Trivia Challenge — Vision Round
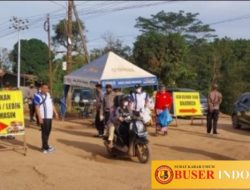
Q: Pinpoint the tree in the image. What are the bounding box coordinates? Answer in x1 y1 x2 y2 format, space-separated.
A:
10 38 53 83
51 53 87 98
184 39 215 93
52 19 85 53
133 10 217 88
135 10 217 42
0 48 12 71
90 32 132 61
133 31 192 86
211 38 250 113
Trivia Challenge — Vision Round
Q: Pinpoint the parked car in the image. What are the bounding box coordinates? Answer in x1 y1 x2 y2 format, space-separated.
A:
72 88 95 104
72 88 96 117
232 92 250 129
166 88 208 115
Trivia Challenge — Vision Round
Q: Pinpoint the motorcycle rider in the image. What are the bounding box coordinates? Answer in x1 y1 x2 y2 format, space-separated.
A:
106 95 132 149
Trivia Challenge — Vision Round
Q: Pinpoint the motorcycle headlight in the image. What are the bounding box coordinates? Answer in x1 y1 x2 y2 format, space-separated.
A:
136 121 145 133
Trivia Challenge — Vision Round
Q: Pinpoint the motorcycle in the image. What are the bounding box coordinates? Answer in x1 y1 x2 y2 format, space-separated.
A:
104 113 150 164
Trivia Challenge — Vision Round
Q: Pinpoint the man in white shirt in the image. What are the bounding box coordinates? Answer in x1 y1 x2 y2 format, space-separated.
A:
130 84 149 113
34 83 59 154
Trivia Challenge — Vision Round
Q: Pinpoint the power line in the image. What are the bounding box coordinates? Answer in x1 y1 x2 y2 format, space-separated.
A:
209 14 250 26
5 0 250 44
0 1 173 39
48 1 67 9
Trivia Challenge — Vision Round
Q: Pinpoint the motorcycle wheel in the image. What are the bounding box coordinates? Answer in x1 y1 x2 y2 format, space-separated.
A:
136 143 150 164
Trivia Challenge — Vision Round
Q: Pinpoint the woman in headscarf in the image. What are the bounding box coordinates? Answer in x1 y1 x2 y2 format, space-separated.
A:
154 85 173 136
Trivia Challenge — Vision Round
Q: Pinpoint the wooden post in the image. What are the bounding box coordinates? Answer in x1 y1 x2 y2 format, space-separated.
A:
67 0 73 73
72 0 89 64
23 133 27 156
44 14 52 94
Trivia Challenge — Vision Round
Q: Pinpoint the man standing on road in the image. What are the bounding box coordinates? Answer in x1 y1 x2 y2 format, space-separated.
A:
100 84 116 137
27 83 37 122
207 83 223 135
94 83 104 137
34 83 59 153
154 85 173 136
130 84 149 114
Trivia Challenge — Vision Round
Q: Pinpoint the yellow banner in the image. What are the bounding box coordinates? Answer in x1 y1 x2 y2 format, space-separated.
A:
152 160 250 189
0 90 25 136
173 92 202 116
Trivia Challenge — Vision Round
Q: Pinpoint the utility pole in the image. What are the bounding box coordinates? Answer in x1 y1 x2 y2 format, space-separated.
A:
67 0 73 73
44 14 53 94
66 0 74 112
72 1 90 64
9 16 29 88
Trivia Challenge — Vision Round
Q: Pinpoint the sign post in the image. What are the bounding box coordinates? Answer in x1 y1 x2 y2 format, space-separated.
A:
173 92 203 126
0 90 27 156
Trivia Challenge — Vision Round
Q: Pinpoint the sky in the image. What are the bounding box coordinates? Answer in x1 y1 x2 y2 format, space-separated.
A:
1 1 250 53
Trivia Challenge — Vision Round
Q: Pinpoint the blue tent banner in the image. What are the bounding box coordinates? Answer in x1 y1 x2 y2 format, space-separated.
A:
101 77 158 88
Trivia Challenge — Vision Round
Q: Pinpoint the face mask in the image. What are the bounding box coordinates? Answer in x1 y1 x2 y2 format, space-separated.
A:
123 101 129 106
136 88 142 93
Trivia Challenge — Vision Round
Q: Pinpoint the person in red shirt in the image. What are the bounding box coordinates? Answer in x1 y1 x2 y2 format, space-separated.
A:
154 85 173 135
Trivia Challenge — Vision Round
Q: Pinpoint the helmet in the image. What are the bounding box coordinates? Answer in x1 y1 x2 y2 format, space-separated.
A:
122 95 131 102
117 95 131 107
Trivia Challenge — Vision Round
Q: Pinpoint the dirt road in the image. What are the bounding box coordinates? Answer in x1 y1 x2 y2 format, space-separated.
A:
1 115 250 190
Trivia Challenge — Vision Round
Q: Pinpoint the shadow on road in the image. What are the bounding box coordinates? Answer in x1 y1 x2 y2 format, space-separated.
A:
154 144 237 160
60 117 94 127
57 138 133 163
27 143 42 152
170 127 250 144
219 123 250 136
56 128 95 138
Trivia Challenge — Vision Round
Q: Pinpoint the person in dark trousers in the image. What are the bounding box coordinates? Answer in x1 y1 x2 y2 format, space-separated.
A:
27 83 37 122
207 83 223 135
59 96 67 120
34 83 59 153
94 83 104 137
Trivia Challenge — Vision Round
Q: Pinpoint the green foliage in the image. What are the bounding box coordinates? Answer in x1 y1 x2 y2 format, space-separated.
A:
10 38 53 83
133 10 250 114
185 37 250 113
51 53 87 98
90 33 132 61
0 48 11 71
135 10 217 42
212 38 250 113
133 31 189 87
52 19 85 52
184 40 214 93
133 10 217 88
52 58 65 98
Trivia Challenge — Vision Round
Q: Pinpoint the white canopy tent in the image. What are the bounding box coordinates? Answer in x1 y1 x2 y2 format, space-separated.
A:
64 51 158 89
